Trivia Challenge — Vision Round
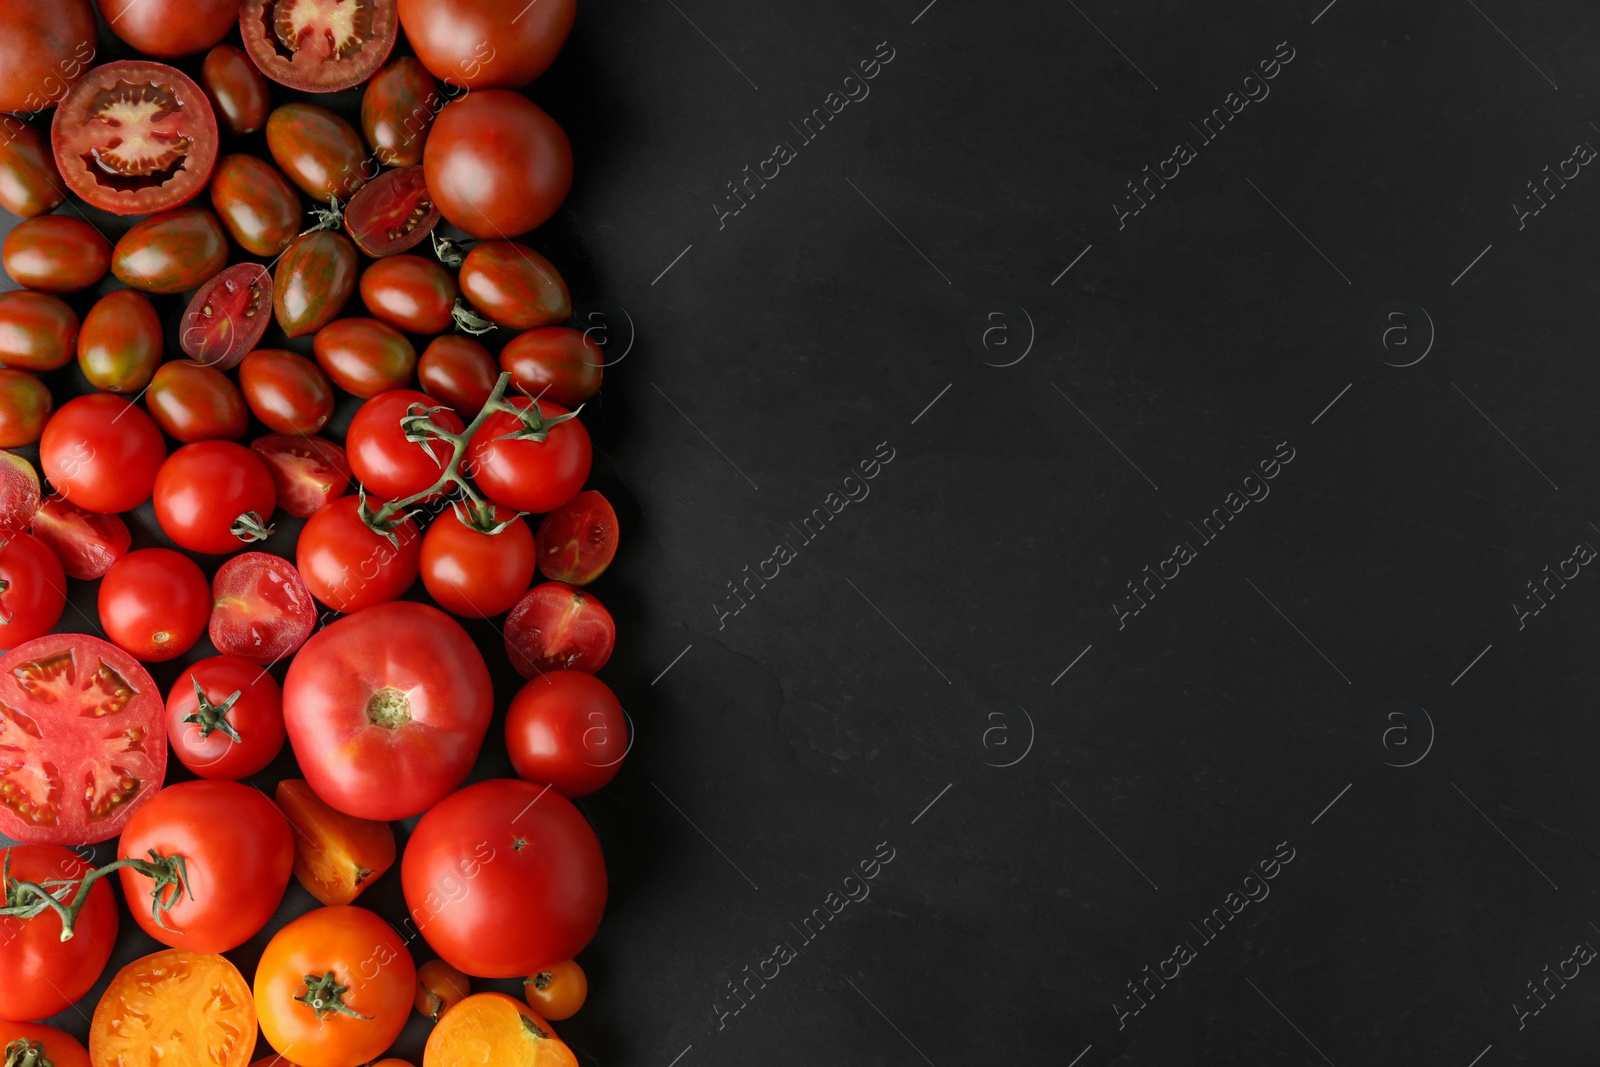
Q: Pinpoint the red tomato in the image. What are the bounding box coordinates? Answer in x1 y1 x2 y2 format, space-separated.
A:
0 117 68 219
241 0 401 93
296 495 421 614
180 263 275 370
418 335 496 416
505 582 615 678
167 655 288 779
0 1022 90 1067
0 531 65 651
153 441 277 555
401 779 605 978
2 214 110 292
314 317 417 397
240 349 335 436
0 3 96 115
0 846 118 1022
201 44 271 135
459 241 570 329
0 289 78 372
536 490 618 585
398 0 575 90
116 780 294 952
506 671 627 797
146 360 250 443
250 434 351 517
0 634 165 845
30 494 129 579
421 504 534 617
210 552 319 667
424 92 572 238
360 254 457 333
77 289 163 394
345 164 441 256
99 548 212 662
0 451 41 534
41 394 166 514
347 389 463 502
283 601 493 820
0 369 51 447
500 326 603 407
102 0 238 57
467 397 591 514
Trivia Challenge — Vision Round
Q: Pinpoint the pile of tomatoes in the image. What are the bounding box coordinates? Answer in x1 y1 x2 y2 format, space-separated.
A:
0 2 629 1066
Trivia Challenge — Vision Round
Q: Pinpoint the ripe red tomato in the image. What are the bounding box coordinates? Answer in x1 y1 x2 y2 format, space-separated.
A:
99 548 212 662
2 214 109 292
424 92 573 238
360 254 457 333
362 57 440 167
242 0 401 93
41 394 166 514
0 117 68 219
30 494 129 579
0 289 78 371
52 61 218 216
210 551 319 667
102 0 238 57
0 1022 90 1067
240 349 335 435
467 397 591 514
0 845 118 1022
421 504 534 617
153 441 277 555
0 451 41 534
111 207 229 294
167 655 288 779
460 241 570 329
501 326 603 407
283 601 493 820
0 3 96 115
0 368 52 446
536 490 619 585
0 531 65 651
181 263 275 370
146 361 250 443
296 494 421 614
504 582 615 678
116 780 294 951
201 44 271 135
399 0 575 90
274 229 360 337
315 317 417 397
77 289 163 394
418 335 496 416
91 951 256 1067
402 779 606 978
506 671 627 797
0 634 165 845
251 434 351 517
266 103 370 203
347 389 463 501
345 165 441 256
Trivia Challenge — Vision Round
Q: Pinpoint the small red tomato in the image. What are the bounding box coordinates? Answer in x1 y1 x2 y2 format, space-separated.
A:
201 45 271 136
0 532 66 652
297 495 422 614
467 397 591 515
424 91 572 238
41 394 166 514
505 671 626 797
360 255 457 334
239 349 335 436
210 551 318 667
362 57 440 167
167 655 287 780
0 290 78 372
504 582 615 678
77 290 163 394
315 317 417 397
459 241 570 330
0 369 52 447
536 490 619 585
99 548 211 661
101 0 238 58
421 505 535 617
2 215 110 292
418 335 497 416
153 441 277 555
266 103 369 203
30 495 129 579
180 263 274 370
347 389 463 502
146 362 249 443
0 117 68 219
500 327 602 407
210 154 302 257
274 230 359 337
0 451 41 534
250 434 351 518
110 207 228 294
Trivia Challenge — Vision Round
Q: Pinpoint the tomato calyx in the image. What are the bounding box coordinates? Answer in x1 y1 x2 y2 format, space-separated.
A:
431 232 464 268
452 498 521 535
305 195 345 233
451 298 497 335
295 971 373 1021
229 510 276 544
364 686 412 730
182 676 244 743
5 1038 51 1067
532 970 554 990
0 846 189 940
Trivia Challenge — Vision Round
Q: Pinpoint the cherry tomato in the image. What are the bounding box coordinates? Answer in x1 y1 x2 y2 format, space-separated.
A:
275 229 359 337
242 0 401 94
505 582 615 678
2 214 109 292
360 254 457 333
116 779 294 951
103 0 238 57
30 494 129 579
77 289 163 393
154 441 277 555
363 57 441 167
502 326 603 407
425 994 578 1067
0 532 65 651
399 0 575 90
297 495 421 614
0 452 41 535
241 348 335 434
99 548 212 662
537 490 619 585
506 671 626 797
0 290 77 371
403 780 605 978
202 44 272 135
347 389 463 501
275 779 397 906
41 394 166 514
0 3 96 114
415 958 470 1021
315 317 417 397
52 61 218 216
167 656 288 780
0 369 52 446
251 434 351 517
425 92 572 238
419 335 496 416
211 153 304 256
460 241 570 329
344 165 440 257
147 361 250 443
210 551 319 666
0 846 118 1022
0 117 68 218
467 397 591 514
111 207 229 294
421 504 534 617
266 103 370 203
0 1022 90 1067
524 960 587 1021
90 951 256 1067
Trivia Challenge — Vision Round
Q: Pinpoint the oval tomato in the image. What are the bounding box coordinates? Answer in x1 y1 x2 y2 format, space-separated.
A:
501 327 602 407
90 951 255 1067
98 548 212 662
251 434 351 517
0 3 96 114
0 532 65 651
181 263 275 370
0 117 68 218
345 165 440 257
0 369 52 447
467 397 591 514
167 656 288 779
425 993 577 1067
0 290 77 371
460 241 570 329
362 57 440 167
524 960 587 1021
314 317 416 397
111 207 229 294
536 490 618 585
0 634 165 845
77 289 163 394
147 360 250 443
347 389 462 501
202 44 272 135
2 214 109 292
30 495 130 579
274 229 359 337
41 394 166 514
210 551 318 666
0 846 118 1022
266 103 369 203
403 779 605 977
52 61 218 216
420 504 534 617
103 0 239 57
399 0 575 90
241 348 335 435
360 254 456 333
296 494 420 613
211 154 304 256
0 452 41 535
0 1022 91 1067
242 0 400 93
154 441 277 555
275 779 397 906
418 335 496 416
504 582 615 678
425 91 572 238
506 671 625 797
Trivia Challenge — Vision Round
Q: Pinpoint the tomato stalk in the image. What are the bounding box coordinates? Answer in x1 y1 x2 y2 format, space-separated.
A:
5 1038 53 1067
450 298 497 335
0 847 191 941
182 676 244 744
229 510 274 545
295 972 372 1020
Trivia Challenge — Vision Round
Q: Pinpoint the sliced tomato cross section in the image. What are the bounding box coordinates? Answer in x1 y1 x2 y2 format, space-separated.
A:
345 165 440 256
180 263 274 371
241 0 400 93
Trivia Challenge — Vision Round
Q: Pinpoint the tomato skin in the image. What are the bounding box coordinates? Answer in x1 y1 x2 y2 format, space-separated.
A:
403 780 606 978
91 951 256 1067
202 44 272 135
536 490 618 585
421 506 535 617
112 207 229 295
418 335 496 416
314 317 417 397
2 214 109 292
399 0 576 90
344 164 440 257
506 671 626 797
30 494 129 579
0 846 118 1022
360 255 457 333
241 0 401 94
77 289 163 394
0 1022 90 1067
209 551 318 666
211 153 304 256
153 441 277 555
363 58 441 167
0 531 65 651
348 389 463 501
267 103 370 203
98 548 212 662
147 360 249 443
425 91 573 238
241 348 335 435
0 117 68 218
0 290 77 371
0 369 52 446
468 397 592 514
460 241 570 329
504 582 615 678
0 3 96 114
41 394 167 514
274 229 359 337
524 960 587 1021
167 656 288 779
501 327 603 407
275 779 397 906
251 434 351 517
103 0 238 56
296 495 421 614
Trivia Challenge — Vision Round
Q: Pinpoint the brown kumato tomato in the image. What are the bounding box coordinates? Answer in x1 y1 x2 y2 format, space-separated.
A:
399 0 575 91
210 154 303 256
240 349 334 436
146 362 249 444
460 240 570 329
0 3 96 114
2 215 110 293
500 327 603 407
0 369 52 448
418 335 497 416
241 0 401 94
112 208 229 295
314 318 416 397
101 0 239 57
344 165 440 256
274 229 359 337
362 57 441 167
266 102 370 203
0 118 69 219
77 290 163 394
360 255 457 334
201 44 272 135
0 291 78 372
425 91 572 238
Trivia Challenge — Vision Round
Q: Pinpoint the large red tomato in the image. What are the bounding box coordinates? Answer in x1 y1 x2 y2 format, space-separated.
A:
0 845 118 1023
283 601 493 820
102 0 239 57
40 394 166 514
423 91 572 238
398 0 574 90
0 3 96 114
402 779 606 978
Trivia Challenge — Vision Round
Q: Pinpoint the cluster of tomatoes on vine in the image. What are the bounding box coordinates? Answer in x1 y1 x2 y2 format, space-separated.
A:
0 2 629 1066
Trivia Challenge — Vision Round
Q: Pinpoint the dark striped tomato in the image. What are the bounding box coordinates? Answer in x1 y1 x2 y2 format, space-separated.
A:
111 208 228 295
274 230 359 337
210 154 303 256
2 215 109 292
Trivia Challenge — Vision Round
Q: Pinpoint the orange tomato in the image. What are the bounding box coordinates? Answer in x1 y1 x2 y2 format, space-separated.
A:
415 958 470 1021
89 950 255 1067
0 1021 91 1067
524 960 587 1021
275 779 397 905
424 993 578 1067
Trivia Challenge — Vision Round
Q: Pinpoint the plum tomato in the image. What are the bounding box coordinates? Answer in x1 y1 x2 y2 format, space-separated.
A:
167 656 288 779
103 0 240 57
415 958 470 1021
111 207 229 294
314 317 416 397
0 845 118 1022
418 335 496 416
402 780 605 978
399 0 575 91
274 229 359 337
210 551 318 666
460 241 570 329
90 951 256 1067
275 779 397 906
425 993 578 1067
2 215 110 292
0 290 77 371
345 164 440 257
506 671 626 797
147 360 249 443
115 780 294 952
283 600 492 820
505 582 615 678
250 434 351 517
0 633 166 845
202 44 272 135
524 960 587 1021
0 3 97 114
347 389 463 501
421 504 534 618
242 0 401 94
266 102 369 203
360 254 457 333
501 327 603 407
98 548 212 662
77 289 163 394
180 263 275 370
52 61 219 216
241 348 335 435
296 494 420 613
425 91 572 238
0 118 68 219
363 57 440 167
536 490 618 585
41 394 166 514
0 452 41 534
154 441 277 555
467 396 591 514
30 495 129 579
0 369 52 447
0 1022 91 1067
211 154 304 256
0 532 65 651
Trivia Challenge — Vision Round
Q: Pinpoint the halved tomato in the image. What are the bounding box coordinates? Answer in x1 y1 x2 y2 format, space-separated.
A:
29 495 130 579
274 778 396 906
0 634 165 845
50 60 219 216
504 582 615 678
250 434 351 517
345 165 440 256
241 0 401 93
0 452 42 534
536 490 618 585
180 263 273 371
210 551 318 665
90 951 256 1067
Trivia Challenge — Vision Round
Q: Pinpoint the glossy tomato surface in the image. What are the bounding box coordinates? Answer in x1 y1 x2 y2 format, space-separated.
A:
314 317 416 397
460 240 570 329
399 0 575 90
0 290 78 371
241 0 401 93
0 1022 90 1067
89 951 255 1067
210 551 318 666
41 393 166 514
167 655 288 779
0 845 118 1022
418 335 496 416
295 494 420 613
421 505 534 618
345 164 440 256
346 388 462 501
274 229 359 337
240 348 335 434
506 670 627 797
111 207 228 294
30 495 130 579
103 0 239 56
0 531 65 651
468 397 591 514
250 433 350 516
2 214 109 292
180 263 274 370
201 44 272 135
501 326 603 407
425 91 572 238
0 368 52 446
360 254 456 333
211 153 303 256
0 117 68 218
0 3 96 114
266 102 369 203
98 548 211 662
505 581 615 678
536 490 619 585
77 289 162 393
362 57 440 166
153 441 277 555
146 360 249 443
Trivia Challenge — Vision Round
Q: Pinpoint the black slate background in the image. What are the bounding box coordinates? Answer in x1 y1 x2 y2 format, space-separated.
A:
4 0 1599 1064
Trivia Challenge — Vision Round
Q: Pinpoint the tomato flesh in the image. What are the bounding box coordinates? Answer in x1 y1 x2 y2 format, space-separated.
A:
180 263 273 370
242 0 401 93
250 433 351 517
345 164 440 256
425 993 579 1067
89 950 256 1067
210 551 319 666
30 495 130 579
275 778 396 906
536 490 619 585
0 451 42 535
505 581 616 678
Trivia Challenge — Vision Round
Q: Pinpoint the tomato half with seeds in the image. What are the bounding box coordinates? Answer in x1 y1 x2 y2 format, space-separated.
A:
425 994 578 1067
347 389 463 501
210 551 319 666
468 397 591 514
296 494 420 614
112 207 229 294
0 3 97 114
0 532 65 651
399 0 576 90
0 369 52 447
241 349 335 435
99 548 212 662
504 582 615 678
202 44 272 135
52 61 219 216
501 327 603 407
274 229 359 337
419 335 496 416
147 361 249 443
0 1022 90 1067
345 165 440 257
360 254 457 333
30 495 129 579
275 778 396 906
0 118 68 219
154 441 277 555
181 263 275 370
0 633 165 845
266 103 369 203
505 672 626 798
251 434 350 517
0 845 118 1023
363 57 440 167
41 394 167 514
103 0 240 57
314 317 416 397
460 241 570 329
167 656 289 779
2 215 110 292
90 951 256 1067
0 290 77 372
211 154 304 256
77 289 163 394
524 960 587 1021
421 504 534 618
536 490 618 585
242 0 402 94
0 453 41 535
425 91 572 238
